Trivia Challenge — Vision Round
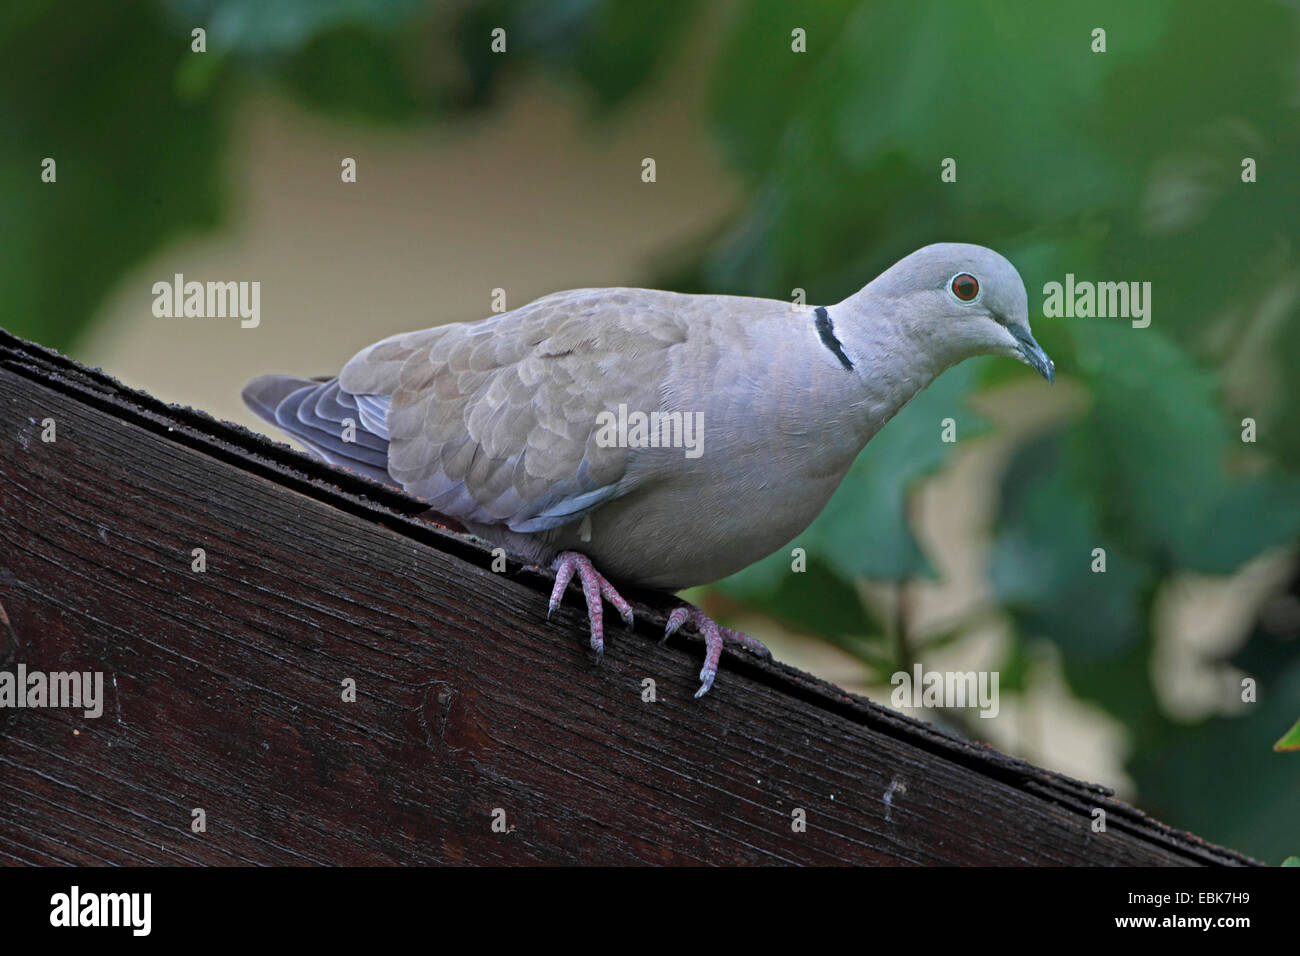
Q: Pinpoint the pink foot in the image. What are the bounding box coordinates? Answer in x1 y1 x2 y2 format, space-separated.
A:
548 551 634 661
664 605 772 698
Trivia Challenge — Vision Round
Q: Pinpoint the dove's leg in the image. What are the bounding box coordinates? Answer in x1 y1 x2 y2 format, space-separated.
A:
548 551 634 661
546 552 770 696
664 605 772 698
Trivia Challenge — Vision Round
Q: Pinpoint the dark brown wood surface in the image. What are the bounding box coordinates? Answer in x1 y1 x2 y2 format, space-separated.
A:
0 330 1255 865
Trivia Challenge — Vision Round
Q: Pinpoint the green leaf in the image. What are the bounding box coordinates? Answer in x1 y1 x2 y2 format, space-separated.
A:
280 25 423 121
162 0 427 56
0 1 227 350
511 0 700 110
1276 715 1300 753
1067 322 1300 572
704 0 1172 300
1282 857 1300 867
996 635 1034 695
709 0 860 180
991 433 1149 659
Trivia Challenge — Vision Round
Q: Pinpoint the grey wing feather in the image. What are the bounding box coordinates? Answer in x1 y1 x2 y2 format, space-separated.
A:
354 394 391 440
336 289 689 532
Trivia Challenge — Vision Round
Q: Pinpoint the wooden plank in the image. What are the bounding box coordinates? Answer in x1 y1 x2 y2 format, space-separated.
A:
0 330 1255 865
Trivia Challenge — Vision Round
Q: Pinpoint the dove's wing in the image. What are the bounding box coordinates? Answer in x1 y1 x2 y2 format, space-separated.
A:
337 289 691 532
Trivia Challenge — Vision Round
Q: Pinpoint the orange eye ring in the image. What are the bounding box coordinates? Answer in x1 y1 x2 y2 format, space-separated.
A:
951 273 979 301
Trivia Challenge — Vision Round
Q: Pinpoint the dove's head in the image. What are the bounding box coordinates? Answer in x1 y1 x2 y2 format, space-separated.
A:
862 242 1054 383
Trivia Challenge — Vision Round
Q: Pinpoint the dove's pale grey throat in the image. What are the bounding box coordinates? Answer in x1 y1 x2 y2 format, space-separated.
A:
242 242 1052 696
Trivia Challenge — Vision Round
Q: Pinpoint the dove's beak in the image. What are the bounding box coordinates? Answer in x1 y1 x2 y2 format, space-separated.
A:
1010 325 1055 384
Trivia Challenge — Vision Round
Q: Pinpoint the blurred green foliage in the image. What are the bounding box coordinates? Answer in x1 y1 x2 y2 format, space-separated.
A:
4 0 1298 861
1279 716 1300 752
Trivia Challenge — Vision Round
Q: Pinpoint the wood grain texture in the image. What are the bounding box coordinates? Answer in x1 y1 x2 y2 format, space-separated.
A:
0 330 1255 865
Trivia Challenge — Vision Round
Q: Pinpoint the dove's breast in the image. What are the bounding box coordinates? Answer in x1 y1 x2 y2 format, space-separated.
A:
553 454 852 589
540 305 875 590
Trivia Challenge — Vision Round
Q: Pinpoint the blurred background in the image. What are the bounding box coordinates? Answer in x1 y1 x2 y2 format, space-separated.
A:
4 0 1299 862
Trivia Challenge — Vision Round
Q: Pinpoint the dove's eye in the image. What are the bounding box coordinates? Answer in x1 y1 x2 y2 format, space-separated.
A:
951 273 979 301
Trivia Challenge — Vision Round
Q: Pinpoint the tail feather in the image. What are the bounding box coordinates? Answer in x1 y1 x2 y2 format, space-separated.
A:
242 374 398 489
242 374 314 425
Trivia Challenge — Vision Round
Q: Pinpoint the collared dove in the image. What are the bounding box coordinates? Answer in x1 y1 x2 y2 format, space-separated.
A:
243 243 1053 697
